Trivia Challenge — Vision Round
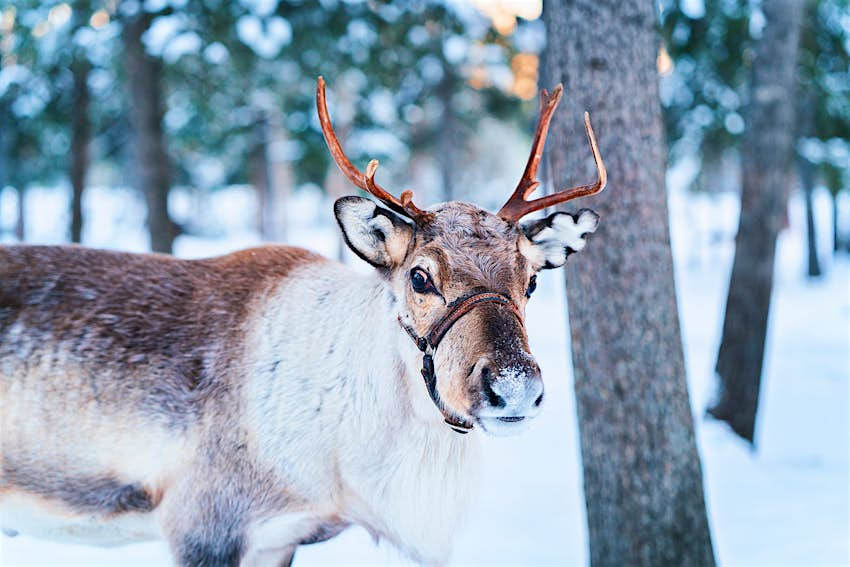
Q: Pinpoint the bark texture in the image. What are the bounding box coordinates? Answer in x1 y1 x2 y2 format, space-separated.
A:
543 1 715 565
70 59 90 244
123 12 175 254
709 0 805 442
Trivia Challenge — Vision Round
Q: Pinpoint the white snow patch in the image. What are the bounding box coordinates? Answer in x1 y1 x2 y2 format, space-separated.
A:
236 14 291 59
496 365 529 403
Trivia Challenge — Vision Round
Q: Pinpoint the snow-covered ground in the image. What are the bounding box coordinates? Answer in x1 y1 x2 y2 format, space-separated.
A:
1 183 847 566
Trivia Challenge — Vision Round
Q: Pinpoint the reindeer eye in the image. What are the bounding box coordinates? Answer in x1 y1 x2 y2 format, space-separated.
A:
410 268 435 294
526 275 537 298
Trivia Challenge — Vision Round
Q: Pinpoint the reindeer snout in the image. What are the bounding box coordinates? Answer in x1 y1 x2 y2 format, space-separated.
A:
471 355 543 433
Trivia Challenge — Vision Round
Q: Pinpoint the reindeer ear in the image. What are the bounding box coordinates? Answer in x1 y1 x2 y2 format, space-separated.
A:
334 196 413 268
519 209 600 270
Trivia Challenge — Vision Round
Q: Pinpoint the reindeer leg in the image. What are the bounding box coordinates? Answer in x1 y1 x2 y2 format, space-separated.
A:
173 536 245 567
157 483 249 567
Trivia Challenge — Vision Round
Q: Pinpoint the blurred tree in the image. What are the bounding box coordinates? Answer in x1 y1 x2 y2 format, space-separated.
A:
0 1 125 242
660 0 850 262
69 0 91 243
797 0 850 261
122 7 176 253
709 0 806 443
0 1 70 240
659 0 751 179
3 1 532 246
138 0 528 240
797 2 821 277
822 163 847 251
543 1 715 565
798 145 822 277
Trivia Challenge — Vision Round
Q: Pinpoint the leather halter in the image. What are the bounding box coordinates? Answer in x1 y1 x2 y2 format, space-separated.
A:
398 291 523 434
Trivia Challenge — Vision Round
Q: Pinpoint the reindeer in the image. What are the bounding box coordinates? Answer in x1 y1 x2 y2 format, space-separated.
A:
0 77 606 566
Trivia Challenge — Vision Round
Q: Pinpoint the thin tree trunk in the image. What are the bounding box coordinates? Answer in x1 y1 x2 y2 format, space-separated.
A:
268 116 291 242
543 2 715 565
833 192 840 252
251 111 274 240
709 0 805 443
70 59 90 244
15 186 24 241
437 71 457 202
799 156 821 277
251 111 291 242
0 106 6 236
824 168 842 253
123 12 174 254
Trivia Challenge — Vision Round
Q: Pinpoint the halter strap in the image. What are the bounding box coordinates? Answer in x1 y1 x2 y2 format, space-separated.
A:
398 291 523 434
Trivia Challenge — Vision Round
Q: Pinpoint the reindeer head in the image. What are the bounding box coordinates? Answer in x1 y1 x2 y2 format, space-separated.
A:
318 77 606 436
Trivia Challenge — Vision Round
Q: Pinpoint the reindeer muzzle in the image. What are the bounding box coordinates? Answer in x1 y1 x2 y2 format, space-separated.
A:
398 291 524 434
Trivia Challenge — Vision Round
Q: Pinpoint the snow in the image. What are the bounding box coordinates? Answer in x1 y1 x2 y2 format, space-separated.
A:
367 89 398 126
203 41 229 65
240 0 279 19
0 65 31 98
1 183 848 566
235 14 292 59
143 14 191 58
161 32 202 65
681 0 707 20
442 35 468 65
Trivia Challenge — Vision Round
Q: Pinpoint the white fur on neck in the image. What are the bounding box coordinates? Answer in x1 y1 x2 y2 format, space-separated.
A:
244 263 479 565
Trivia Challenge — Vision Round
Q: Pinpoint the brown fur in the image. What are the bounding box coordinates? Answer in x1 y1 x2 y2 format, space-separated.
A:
2 457 156 515
0 244 323 425
1 244 322 547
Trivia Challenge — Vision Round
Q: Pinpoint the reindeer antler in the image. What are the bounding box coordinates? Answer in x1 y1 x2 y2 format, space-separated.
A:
365 160 435 223
317 77 433 225
498 84 607 223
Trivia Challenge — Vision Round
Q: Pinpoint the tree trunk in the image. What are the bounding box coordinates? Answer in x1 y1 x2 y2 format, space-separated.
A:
268 116 291 242
833 192 840 253
70 59 90 244
250 111 290 242
0 106 6 236
799 156 821 277
15 186 24 241
543 2 715 565
123 12 175 254
251 112 274 240
708 0 805 443
824 169 842 253
437 71 457 202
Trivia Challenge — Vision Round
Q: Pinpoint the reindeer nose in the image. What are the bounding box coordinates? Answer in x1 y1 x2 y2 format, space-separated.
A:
474 356 543 414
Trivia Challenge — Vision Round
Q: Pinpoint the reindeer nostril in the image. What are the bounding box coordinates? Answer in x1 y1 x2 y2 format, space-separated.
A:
480 367 506 409
534 392 544 407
